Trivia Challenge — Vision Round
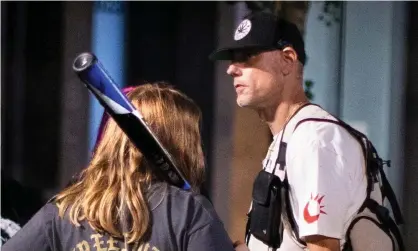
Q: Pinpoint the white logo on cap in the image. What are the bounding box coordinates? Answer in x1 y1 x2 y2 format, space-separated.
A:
234 19 252 41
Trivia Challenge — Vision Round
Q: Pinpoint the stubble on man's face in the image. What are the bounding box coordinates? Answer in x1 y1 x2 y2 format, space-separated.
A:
235 51 284 109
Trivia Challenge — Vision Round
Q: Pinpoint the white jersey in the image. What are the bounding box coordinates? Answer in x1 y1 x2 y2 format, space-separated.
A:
248 104 368 251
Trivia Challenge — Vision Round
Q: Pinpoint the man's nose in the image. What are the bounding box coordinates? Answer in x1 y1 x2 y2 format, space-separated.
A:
226 63 241 77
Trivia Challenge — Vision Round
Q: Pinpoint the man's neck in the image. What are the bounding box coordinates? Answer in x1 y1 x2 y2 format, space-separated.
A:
257 93 309 136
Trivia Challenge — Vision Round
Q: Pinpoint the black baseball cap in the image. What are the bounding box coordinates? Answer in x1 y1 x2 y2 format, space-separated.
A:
209 11 306 65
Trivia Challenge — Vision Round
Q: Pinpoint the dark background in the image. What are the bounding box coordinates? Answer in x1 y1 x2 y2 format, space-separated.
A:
1 1 217 191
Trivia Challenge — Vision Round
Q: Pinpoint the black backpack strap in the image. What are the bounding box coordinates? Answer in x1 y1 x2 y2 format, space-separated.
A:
246 105 313 248
294 118 368 153
245 210 251 245
343 199 405 251
277 125 307 247
294 117 405 250
342 214 395 251
295 118 404 225
282 174 307 247
293 118 374 199
376 162 404 225
364 199 405 250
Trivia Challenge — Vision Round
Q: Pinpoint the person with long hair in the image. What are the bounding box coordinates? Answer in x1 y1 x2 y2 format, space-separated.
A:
3 83 235 251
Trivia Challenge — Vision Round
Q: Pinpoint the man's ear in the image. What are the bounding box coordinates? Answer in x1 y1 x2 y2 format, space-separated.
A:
282 47 298 64
280 47 298 76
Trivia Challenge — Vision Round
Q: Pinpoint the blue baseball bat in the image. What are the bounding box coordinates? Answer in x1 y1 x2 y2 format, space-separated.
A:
72 52 191 191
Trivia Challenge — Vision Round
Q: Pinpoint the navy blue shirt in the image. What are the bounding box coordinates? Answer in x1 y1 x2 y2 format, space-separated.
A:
3 183 234 251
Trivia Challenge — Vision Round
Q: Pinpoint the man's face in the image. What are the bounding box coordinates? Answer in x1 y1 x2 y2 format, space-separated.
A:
226 49 285 109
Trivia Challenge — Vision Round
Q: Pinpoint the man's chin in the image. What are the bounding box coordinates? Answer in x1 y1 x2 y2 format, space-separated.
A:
237 99 252 108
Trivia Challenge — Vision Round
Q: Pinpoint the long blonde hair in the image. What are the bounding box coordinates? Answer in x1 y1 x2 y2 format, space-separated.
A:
54 83 205 243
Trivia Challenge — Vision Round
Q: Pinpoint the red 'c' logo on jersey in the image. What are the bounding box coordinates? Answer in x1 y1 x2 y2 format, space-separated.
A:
303 193 327 224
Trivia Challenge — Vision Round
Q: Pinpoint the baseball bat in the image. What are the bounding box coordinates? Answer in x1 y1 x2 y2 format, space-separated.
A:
72 52 191 191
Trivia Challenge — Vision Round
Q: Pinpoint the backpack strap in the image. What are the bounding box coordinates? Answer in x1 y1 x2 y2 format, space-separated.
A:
272 103 315 247
294 118 404 224
342 215 395 251
246 103 404 250
364 199 405 250
377 164 404 224
294 117 405 251
294 118 373 198
244 103 313 247
280 154 306 247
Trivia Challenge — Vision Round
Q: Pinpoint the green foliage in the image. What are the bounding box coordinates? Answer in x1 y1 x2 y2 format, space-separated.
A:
304 80 314 101
318 1 342 26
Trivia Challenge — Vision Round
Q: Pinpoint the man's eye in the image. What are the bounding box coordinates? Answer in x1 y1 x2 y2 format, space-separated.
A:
232 51 259 63
236 54 250 62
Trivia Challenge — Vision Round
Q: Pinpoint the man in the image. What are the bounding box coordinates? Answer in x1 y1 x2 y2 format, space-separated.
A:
209 12 376 251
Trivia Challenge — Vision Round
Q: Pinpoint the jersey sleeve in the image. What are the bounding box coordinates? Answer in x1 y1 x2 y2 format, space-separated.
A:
286 124 360 241
186 195 235 251
187 221 234 251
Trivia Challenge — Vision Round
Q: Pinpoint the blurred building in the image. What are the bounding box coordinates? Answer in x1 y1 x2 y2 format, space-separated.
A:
1 1 417 249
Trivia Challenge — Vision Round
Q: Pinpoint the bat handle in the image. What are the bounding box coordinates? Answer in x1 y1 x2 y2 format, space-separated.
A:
73 52 97 73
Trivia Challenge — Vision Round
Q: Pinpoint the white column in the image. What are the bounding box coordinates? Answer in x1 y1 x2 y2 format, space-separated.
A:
340 1 407 211
303 1 343 115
